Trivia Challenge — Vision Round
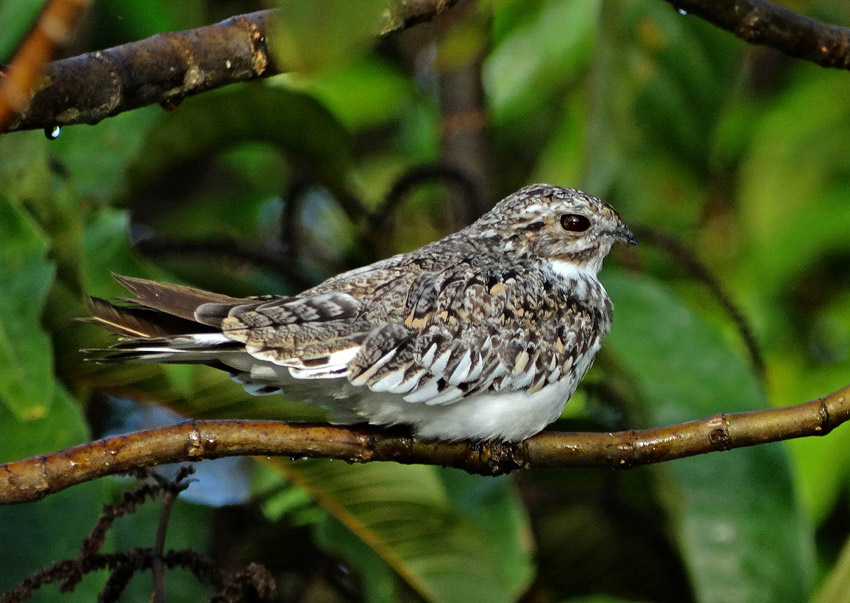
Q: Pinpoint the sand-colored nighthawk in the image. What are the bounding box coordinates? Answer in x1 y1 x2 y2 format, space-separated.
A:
89 184 636 441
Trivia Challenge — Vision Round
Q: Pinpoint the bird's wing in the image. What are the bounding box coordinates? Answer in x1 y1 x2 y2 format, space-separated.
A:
220 289 373 378
347 265 603 405
223 263 601 406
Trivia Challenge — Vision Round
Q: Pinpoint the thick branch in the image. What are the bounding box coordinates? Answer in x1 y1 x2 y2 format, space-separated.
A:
664 0 850 68
0 0 92 132
1 383 847 505
2 1 460 133
8 0 850 134
4 11 277 133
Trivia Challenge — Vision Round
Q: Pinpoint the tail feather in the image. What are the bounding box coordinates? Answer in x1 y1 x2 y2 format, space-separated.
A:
85 297 213 338
97 333 242 363
86 275 254 365
112 274 246 325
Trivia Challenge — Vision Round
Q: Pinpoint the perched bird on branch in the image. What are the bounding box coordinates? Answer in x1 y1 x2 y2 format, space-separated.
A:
88 184 636 442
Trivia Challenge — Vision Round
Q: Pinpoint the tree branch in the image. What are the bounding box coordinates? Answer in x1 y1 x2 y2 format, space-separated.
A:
664 0 850 68
3 10 277 133
1 1 461 134
1 383 847 505
0 0 92 132
6 0 850 134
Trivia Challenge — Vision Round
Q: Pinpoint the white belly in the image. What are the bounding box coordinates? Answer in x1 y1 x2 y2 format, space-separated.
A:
222 340 594 441
348 377 577 442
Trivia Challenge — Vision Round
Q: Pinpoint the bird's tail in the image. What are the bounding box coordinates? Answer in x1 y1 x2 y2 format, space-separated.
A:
84 275 250 364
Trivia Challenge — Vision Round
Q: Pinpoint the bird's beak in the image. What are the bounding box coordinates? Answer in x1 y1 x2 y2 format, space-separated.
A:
614 224 638 246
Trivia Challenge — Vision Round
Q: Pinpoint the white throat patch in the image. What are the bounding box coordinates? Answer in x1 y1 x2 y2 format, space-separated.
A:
546 259 599 300
548 259 592 281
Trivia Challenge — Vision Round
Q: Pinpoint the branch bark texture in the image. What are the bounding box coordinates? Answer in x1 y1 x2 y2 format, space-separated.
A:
2 1 461 133
664 0 850 68
5 11 276 133
5 0 850 133
0 0 92 132
1 383 847 505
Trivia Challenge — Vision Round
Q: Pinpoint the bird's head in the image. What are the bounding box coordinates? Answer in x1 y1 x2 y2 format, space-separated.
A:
473 184 636 275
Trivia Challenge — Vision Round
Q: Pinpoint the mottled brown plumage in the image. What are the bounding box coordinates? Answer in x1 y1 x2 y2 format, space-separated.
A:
88 184 635 441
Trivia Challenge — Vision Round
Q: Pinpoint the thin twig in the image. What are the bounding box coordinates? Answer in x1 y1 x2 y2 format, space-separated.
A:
151 469 192 603
0 468 267 603
1 382 847 504
0 549 228 603
59 474 165 593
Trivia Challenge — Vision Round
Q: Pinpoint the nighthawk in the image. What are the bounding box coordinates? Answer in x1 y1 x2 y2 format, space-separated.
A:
89 184 636 442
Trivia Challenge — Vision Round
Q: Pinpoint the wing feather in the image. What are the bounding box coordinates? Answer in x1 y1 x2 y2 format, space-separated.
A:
204 261 603 408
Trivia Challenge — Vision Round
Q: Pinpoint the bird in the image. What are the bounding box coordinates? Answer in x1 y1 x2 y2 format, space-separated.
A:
87 184 636 442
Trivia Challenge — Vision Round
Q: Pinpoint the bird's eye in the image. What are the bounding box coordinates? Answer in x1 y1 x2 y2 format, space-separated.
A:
560 214 590 232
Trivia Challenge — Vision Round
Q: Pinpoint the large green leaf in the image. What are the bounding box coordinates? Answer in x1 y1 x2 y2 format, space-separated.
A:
0 195 56 419
438 468 534 594
0 385 109 598
271 0 386 74
488 0 598 126
263 459 533 602
0 131 85 296
732 73 850 301
487 0 599 189
0 0 44 62
51 105 162 203
580 1 741 231
716 70 850 529
603 270 814 602
813 533 850 603
126 84 355 202
293 56 414 131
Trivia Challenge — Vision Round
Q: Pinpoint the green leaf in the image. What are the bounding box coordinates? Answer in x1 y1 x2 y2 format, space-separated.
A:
813 534 850 603
263 459 531 602
292 56 414 130
0 0 45 63
0 195 56 419
438 469 534 595
580 1 740 229
271 0 386 74
0 131 86 295
315 517 401 603
734 73 850 300
0 385 109 598
488 0 598 125
51 104 162 203
126 84 355 201
603 270 814 602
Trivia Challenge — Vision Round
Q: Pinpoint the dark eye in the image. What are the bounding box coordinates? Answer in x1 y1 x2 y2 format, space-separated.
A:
560 214 590 232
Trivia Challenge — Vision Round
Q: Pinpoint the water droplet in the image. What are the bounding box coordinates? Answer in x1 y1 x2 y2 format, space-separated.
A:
677 8 688 15
44 125 61 139
159 97 183 111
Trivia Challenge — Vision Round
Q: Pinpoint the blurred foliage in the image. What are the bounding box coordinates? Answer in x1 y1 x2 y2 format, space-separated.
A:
1 0 850 601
